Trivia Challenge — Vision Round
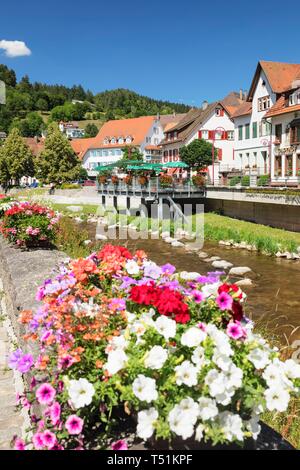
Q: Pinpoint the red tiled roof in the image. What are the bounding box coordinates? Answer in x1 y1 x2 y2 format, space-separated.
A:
264 96 300 118
260 61 300 93
145 145 162 150
24 138 45 156
219 92 246 117
90 116 157 149
70 137 97 159
230 101 252 118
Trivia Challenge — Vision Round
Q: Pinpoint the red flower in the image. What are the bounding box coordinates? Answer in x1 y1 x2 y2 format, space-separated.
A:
129 283 159 305
175 311 190 324
231 301 243 322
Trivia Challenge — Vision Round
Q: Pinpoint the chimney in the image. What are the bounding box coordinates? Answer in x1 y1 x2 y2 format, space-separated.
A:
202 100 208 111
239 89 243 100
244 90 248 100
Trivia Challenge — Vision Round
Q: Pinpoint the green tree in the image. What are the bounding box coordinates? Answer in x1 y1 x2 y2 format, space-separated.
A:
85 123 98 137
121 146 143 162
179 138 215 169
36 123 81 183
10 112 44 137
0 64 16 87
36 98 49 111
0 128 34 187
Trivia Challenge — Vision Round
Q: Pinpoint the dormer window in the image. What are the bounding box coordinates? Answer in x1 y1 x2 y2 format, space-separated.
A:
111 137 116 144
126 136 132 144
215 108 224 117
103 137 109 145
118 137 124 144
289 89 300 106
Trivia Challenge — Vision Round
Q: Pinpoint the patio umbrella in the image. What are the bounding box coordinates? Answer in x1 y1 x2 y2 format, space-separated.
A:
162 161 189 168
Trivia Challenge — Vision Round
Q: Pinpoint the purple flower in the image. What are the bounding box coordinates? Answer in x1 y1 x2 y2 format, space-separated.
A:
8 349 23 369
9 349 33 373
143 261 162 279
118 276 137 290
161 263 176 275
192 290 205 303
226 322 246 340
111 439 128 450
36 383 56 405
109 298 126 311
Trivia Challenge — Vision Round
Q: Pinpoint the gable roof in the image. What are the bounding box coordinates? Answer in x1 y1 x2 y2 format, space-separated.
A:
159 113 187 130
248 61 300 99
70 137 97 160
24 137 45 156
219 91 246 117
90 116 157 149
230 101 252 118
264 94 300 118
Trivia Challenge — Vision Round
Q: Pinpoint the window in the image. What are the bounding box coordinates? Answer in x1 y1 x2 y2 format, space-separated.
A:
126 136 132 144
290 125 300 144
275 124 282 143
258 96 270 112
238 125 243 140
215 108 224 117
118 137 124 144
252 122 257 138
259 120 271 137
245 124 250 139
103 138 109 145
201 130 209 140
289 90 300 106
227 130 234 140
174 131 177 139
153 127 159 135
111 137 116 144
154 138 159 145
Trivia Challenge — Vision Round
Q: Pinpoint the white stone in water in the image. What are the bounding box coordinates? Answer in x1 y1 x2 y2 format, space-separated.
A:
224 241 232 246
211 260 233 269
198 251 209 258
297 246 300 254
184 243 202 251
209 256 221 261
218 240 227 245
66 205 83 212
291 253 300 260
172 241 185 247
164 237 174 243
84 240 92 246
235 278 253 287
275 251 284 258
95 234 108 241
229 266 252 276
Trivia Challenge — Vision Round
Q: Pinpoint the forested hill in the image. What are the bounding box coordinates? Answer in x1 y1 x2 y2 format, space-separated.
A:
0 64 191 135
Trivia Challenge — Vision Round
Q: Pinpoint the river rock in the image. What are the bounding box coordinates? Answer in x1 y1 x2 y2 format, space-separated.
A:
209 256 221 261
229 266 252 276
212 260 233 269
275 251 284 258
172 241 185 247
218 240 227 245
164 237 174 244
66 205 83 212
95 234 108 241
297 246 300 254
291 253 300 260
184 243 203 252
235 278 253 287
151 231 160 237
198 251 209 258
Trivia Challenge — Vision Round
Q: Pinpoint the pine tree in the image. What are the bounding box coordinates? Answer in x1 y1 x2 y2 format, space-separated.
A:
36 123 81 183
0 128 34 187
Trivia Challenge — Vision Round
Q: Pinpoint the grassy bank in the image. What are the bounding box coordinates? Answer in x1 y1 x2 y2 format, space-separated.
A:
203 213 300 254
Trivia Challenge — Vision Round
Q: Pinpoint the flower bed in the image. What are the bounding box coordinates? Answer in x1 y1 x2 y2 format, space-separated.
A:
9 245 300 450
0 193 14 217
0 202 59 248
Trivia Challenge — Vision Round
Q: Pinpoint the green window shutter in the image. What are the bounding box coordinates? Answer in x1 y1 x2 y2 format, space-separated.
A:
238 125 243 140
245 124 250 139
252 122 257 138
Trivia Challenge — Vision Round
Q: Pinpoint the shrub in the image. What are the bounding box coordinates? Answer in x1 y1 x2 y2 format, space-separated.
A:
257 175 270 187
59 183 81 190
192 174 205 187
159 174 173 188
9 245 300 450
229 176 241 187
241 176 250 187
0 202 59 247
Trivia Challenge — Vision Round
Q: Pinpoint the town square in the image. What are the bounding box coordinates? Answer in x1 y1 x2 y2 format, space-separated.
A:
0 0 300 458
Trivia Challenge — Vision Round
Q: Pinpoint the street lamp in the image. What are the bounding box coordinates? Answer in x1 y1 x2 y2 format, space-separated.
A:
211 126 226 186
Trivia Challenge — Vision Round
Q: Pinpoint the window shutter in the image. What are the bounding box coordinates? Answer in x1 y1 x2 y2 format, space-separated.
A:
220 109 224 117
208 130 214 140
198 130 202 139
217 148 223 160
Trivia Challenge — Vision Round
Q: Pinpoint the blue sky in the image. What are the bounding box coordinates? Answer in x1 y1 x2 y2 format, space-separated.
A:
1 0 300 106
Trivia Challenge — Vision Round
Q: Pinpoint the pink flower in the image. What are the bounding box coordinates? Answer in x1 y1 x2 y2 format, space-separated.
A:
49 401 61 426
14 438 26 450
36 383 56 405
192 290 205 303
111 439 128 450
216 292 233 311
65 415 84 435
32 432 44 450
197 322 207 332
226 321 245 340
41 430 57 449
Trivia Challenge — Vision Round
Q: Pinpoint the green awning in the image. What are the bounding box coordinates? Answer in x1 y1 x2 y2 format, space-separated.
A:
162 161 189 168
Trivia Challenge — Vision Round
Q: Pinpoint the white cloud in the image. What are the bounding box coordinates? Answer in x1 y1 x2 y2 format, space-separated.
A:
0 40 31 58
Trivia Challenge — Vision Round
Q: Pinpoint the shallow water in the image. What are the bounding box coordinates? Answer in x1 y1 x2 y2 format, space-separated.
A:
87 223 300 345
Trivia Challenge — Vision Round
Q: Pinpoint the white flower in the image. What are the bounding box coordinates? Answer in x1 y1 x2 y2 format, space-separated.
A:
105 335 127 354
175 361 198 387
180 271 201 281
207 326 233 356
145 346 168 370
248 348 271 369
140 308 156 327
212 352 233 371
168 406 195 439
137 407 158 440
262 362 287 388
125 260 140 275
104 349 128 375
201 282 221 298
130 320 147 338
68 378 95 409
181 327 207 348
223 363 243 389
73 297 100 319
219 411 244 442
214 388 235 405
126 311 136 324
154 316 176 340
264 387 290 412
205 369 226 397
132 375 158 403
283 359 300 380
191 346 207 368
177 397 199 422
198 397 218 421
195 424 205 442
246 416 261 440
